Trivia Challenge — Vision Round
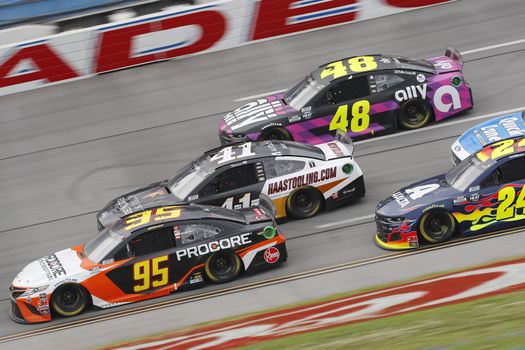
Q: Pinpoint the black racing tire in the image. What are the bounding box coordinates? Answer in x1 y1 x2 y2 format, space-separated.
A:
205 252 242 284
418 210 456 244
260 127 293 141
51 284 90 317
286 187 324 219
398 99 433 130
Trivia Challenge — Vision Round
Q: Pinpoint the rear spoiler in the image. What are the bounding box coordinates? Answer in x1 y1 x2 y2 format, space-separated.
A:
335 129 354 156
445 46 463 69
241 194 276 224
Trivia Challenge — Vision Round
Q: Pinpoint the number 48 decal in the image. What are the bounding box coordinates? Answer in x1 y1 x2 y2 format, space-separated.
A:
330 100 371 134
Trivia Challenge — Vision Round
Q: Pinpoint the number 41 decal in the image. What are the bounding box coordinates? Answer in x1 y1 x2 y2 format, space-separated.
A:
222 193 259 210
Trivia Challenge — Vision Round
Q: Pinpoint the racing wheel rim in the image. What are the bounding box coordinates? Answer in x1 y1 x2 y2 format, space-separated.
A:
205 252 242 283
52 284 89 317
419 211 456 244
286 187 323 219
399 100 432 130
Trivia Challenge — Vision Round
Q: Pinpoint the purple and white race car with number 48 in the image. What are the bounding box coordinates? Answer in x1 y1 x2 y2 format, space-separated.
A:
219 48 473 145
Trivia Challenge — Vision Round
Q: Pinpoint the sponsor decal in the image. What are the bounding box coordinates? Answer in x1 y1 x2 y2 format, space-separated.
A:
416 73 426 83
394 69 416 76
37 293 50 315
327 142 345 157
39 255 66 280
267 167 337 195
469 186 480 192
288 115 301 123
188 195 199 201
479 117 523 143
175 233 252 261
342 163 353 174
224 99 285 131
143 189 166 199
394 84 427 102
407 234 419 248
189 272 204 285
422 204 445 212
301 106 313 119
331 191 339 199
473 129 487 145
263 247 280 264
433 85 461 113
469 193 480 202
454 144 461 152
453 195 467 204
392 191 410 208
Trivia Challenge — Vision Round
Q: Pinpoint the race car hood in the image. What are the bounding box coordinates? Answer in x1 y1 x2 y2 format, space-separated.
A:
451 112 525 162
376 174 459 217
220 93 297 135
98 180 181 229
12 248 83 288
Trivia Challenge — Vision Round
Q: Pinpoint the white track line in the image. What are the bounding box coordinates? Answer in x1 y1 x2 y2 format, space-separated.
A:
315 214 375 229
234 38 525 102
462 38 525 55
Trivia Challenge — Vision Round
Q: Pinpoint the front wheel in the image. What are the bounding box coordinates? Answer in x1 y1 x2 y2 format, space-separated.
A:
205 252 242 283
419 210 456 244
260 127 293 141
398 99 432 130
286 187 323 219
51 284 90 317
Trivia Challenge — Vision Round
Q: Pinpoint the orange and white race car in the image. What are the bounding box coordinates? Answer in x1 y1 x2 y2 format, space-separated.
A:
97 134 365 230
10 199 286 323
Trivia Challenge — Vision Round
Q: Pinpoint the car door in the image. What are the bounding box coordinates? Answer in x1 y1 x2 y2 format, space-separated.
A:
104 225 178 297
310 75 378 139
192 161 266 210
466 156 525 234
368 72 407 132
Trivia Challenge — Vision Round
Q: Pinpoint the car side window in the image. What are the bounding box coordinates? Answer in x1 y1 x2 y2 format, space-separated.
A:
499 157 525 183
263 159 305 179
129 226 176 257
175 223 222 245
199 163 259 196
372 74 404 93
328 77 370 104
480 169 501 189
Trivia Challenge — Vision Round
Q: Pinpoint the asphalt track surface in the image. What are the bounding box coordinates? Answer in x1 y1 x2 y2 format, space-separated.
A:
1 0 525 348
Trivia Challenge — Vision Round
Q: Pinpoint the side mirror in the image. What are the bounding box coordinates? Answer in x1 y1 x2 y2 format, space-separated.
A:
326 90 336 104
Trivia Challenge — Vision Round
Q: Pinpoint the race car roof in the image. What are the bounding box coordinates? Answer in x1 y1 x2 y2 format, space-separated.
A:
203 140 326 169
113 204 246 235
314 55 436 82
475 136 525 163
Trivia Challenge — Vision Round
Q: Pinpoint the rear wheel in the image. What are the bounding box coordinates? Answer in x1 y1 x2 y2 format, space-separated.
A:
260 127 293 141
205 252 242 283
398 99 432 130
51 284 90 317
419 210 456 244
286 187 323 219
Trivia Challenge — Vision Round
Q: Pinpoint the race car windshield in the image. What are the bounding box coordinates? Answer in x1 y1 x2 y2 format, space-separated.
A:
84 227 125 263
284 74 323 109
168 159 213 200
445 156 490 191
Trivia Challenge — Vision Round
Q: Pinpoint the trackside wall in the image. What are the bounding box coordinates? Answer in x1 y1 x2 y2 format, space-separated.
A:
0 0 454 97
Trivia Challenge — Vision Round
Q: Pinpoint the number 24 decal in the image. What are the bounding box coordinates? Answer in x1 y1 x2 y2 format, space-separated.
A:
330 100 371 134
133 256 169 292
496 186 525 220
